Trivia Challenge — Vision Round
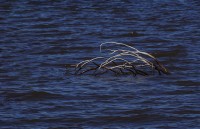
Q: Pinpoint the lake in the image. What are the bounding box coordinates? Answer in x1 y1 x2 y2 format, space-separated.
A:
0 0 200 128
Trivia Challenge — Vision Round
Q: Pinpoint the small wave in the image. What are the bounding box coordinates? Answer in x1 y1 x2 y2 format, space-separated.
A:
2 91 64 101
119 108 152 115
174 80 200 86
153 45 187 58
173 109 200 115
119 32 145 37
32 46 70 55
163 90 196 95
84 114 187 125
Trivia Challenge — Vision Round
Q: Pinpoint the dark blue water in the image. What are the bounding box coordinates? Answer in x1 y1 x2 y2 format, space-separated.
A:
1 0 200 128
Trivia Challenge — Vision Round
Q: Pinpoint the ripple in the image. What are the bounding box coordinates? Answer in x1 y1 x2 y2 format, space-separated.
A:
174 80 200 87
0 0 200 128
2 91 64 101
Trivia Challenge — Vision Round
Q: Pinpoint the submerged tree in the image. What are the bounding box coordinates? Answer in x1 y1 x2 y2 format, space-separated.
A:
67 42 170 76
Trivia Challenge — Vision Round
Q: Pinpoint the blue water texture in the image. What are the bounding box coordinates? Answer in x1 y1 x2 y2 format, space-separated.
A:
0 0 200 129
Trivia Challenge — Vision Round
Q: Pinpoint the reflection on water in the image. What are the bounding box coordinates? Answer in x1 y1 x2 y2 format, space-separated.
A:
0 0 200 128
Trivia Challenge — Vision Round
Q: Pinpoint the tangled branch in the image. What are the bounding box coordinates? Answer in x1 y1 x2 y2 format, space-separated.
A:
68 42 170 76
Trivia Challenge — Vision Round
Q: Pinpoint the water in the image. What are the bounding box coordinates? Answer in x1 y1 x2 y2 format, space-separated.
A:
0 0 200 128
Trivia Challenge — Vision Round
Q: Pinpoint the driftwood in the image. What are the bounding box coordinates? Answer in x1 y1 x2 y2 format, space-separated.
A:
67 42 170 76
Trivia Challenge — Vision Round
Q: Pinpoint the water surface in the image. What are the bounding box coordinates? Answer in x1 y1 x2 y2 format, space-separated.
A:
0 0 200 128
